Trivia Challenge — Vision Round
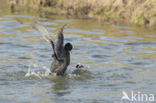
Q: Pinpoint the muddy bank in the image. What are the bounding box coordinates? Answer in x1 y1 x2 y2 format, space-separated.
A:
9 0 156 28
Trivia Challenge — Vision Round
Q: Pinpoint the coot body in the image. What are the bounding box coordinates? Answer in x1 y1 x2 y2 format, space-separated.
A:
33 24 72 76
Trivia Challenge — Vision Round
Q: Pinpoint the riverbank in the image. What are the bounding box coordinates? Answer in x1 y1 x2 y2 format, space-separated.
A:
9 0 156 28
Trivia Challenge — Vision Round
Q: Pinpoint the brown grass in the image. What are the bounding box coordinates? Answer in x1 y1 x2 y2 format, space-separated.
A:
9 0 156 27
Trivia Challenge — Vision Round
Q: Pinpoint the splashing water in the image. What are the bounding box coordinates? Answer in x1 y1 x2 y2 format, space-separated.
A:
25 62 90 79
25 63 52 79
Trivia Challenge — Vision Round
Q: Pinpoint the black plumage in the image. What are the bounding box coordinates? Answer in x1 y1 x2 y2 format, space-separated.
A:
33 24 72 76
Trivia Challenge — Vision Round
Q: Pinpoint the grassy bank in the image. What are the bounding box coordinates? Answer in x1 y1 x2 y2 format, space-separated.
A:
9 0 156 28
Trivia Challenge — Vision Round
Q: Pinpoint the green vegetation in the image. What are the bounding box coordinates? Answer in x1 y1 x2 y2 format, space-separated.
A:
9 0 156 28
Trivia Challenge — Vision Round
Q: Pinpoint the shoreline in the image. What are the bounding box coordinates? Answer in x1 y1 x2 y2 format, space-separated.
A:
9 0 156 29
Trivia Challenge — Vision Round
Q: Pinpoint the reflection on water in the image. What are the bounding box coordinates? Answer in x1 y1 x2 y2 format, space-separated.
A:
0 3 156 103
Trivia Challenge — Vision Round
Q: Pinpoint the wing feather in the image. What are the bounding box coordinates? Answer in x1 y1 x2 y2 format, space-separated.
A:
32 23 52 44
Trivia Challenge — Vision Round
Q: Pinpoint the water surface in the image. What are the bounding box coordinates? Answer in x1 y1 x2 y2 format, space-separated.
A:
0 3 156 103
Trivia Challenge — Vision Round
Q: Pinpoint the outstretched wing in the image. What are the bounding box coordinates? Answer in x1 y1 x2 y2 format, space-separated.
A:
33 23 65 60
32 23 52 44
55 25 66 59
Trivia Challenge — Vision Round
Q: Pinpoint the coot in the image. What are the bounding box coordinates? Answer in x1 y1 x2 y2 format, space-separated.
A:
33 24 72 76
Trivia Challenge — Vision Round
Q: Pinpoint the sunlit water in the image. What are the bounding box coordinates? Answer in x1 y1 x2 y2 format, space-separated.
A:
0 3 156 103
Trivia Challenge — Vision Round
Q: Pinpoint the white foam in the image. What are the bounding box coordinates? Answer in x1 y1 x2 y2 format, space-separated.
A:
25 63 50 79
25 62 90 79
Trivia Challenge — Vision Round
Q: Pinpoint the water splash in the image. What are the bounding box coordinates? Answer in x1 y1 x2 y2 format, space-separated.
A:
25 63 51 79
25 62 91 79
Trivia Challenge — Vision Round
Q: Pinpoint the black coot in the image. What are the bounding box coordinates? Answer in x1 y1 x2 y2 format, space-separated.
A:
33 24 72 76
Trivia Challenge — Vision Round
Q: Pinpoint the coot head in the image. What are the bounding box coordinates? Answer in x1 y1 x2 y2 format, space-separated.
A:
64 42 73 51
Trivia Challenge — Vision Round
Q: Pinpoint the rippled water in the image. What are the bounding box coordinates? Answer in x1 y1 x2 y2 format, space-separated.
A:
0 3 156 103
